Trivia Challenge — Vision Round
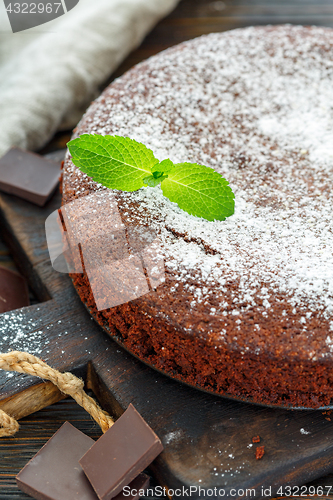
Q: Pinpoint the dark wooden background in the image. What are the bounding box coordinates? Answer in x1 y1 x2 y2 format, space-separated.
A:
2 0 333 498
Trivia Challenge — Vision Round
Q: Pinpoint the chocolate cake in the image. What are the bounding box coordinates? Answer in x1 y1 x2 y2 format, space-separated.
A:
62 25 333 408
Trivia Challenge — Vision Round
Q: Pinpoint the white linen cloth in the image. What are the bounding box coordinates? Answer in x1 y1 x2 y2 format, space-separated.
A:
0 0 179 156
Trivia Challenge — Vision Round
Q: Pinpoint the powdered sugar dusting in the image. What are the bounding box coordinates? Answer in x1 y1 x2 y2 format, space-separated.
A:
63 26 333 352
0 309 48 383
0 310 45 356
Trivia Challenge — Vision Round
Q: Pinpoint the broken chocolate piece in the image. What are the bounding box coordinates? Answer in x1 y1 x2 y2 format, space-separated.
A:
0 148 60 206
16 421 150 500
0 265 30 313
79 404 163 500
16 421 97 500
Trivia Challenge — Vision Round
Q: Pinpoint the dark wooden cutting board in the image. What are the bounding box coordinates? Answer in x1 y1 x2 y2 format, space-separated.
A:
1 188 333 500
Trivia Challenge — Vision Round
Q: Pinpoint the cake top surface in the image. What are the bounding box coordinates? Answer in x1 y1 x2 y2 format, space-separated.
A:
63 25 333 357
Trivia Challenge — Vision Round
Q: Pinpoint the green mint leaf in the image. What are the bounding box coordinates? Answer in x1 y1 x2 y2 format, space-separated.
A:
143 175 167 187
161 162 235 221
67 134 159 192
152 158 175 174
67 133 235 222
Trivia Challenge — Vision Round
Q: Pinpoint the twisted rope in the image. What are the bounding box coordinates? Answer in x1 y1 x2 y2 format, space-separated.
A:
0 409 19 437
0 351 114 437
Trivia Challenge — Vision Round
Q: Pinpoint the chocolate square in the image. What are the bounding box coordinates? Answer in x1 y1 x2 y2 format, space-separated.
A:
79 404 163 500
0 148 60 206
16 422 97 500
16 421 150 500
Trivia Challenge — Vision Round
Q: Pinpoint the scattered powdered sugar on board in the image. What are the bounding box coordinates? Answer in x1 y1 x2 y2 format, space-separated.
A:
64 26 333 343
0 310 45 355
164 429 184 445
0 308 50 382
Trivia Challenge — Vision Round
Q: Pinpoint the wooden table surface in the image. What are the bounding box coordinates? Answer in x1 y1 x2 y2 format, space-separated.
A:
2 0 333 498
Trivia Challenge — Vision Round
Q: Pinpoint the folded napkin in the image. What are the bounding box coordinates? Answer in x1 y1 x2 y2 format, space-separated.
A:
0 0 179 157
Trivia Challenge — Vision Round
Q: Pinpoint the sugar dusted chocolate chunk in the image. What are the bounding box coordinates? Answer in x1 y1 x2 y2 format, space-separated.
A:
0 265 29 313
79 404 163 500
0 148 60 206
16 421 150 500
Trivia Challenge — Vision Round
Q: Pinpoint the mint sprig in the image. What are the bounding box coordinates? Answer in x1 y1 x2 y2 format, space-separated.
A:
67 134 235 221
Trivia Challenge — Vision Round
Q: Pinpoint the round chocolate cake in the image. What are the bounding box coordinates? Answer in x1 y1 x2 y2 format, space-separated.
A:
62 25 333 408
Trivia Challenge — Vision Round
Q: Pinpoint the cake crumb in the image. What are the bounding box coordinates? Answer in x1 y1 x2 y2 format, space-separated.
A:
255 446 265 460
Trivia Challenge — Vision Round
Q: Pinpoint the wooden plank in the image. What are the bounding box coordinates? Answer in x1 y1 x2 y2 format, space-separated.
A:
169 2 333 18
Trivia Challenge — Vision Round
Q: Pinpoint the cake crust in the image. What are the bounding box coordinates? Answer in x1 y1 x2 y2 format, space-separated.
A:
63 25 333 408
